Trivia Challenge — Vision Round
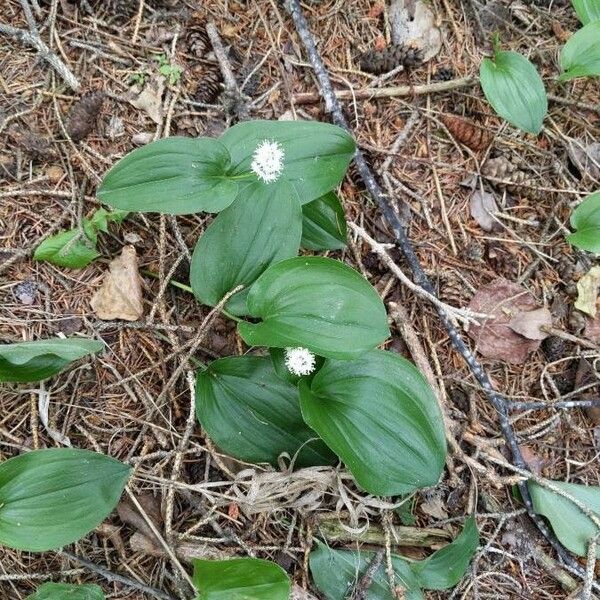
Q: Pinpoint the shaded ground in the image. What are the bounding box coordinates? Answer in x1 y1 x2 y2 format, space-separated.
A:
1 0 599 598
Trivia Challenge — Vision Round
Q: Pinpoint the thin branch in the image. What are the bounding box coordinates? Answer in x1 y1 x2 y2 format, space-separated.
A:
0 23 79 90
283 0 596 585
509 398 600 411
292 76 475 104
58 550 174 600
346 549 384 600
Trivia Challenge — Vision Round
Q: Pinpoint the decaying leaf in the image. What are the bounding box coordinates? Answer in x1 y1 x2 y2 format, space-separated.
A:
467 278 546 364
574 266 600 317
420 489 448 520
90 246 144 321
469 189 499 232
585 315 600 344
389 0 442 62
568 139 600 180
66 91 105 142
508 307 552 340
574 358 600 425
117 492 162 543
129 77 164 124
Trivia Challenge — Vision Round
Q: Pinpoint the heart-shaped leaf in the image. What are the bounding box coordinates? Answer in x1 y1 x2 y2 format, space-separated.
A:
26 583 105 600
0 338 103 383
190 181 302 315
98 137 238 214
301 192 347 250
309 518 477 600
480 50 547 134
0 448 131 551
195 356 335 467
192 558 290 600
560 21 600 80
238 257 389 360
567 191 600 253
219 120 355 205
571 0 600 24
299 349 446 495
529 480 600 557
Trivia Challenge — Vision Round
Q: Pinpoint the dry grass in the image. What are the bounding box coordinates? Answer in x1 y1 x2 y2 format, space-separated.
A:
1 0 599 598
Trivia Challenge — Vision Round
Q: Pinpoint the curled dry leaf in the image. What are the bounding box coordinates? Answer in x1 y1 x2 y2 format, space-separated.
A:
568 139 600 180
90 245 144 321
508 307 552 340
467 278 546 364
389 0 442 62
129 77 164 124
469 189 499 232
575 266 600 318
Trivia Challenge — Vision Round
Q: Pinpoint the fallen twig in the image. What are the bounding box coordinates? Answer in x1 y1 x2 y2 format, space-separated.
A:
0 20 79 90
346 549 384 600
58 550 174 600
292 77 475 105
284 0 597 586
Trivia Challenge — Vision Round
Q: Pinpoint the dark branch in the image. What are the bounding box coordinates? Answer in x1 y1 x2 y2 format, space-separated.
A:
283 0 598 587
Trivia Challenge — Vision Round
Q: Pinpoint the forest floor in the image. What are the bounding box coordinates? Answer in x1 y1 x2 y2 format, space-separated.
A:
1 0 600 598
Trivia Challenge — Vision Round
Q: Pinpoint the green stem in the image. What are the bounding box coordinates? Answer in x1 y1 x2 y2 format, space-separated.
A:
142 270 243 323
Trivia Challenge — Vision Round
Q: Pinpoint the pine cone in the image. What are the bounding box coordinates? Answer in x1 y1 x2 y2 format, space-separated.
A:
66 91 105 142
359 45 423 74
195 65 221 104
441 115 493 152
482 157 544 200
481 156 516 180
432 67 455 81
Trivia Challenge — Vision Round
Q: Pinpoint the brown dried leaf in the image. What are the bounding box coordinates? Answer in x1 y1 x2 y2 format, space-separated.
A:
66 91 105 142
575 358 600 425
585 316 600 344
129 77 164 124
117 492 162 542
508 307 552 340
442 115 493 152
567 140 600 180
469 189 499 232
575 266 600 318
467 278 543 364
389 0 441 62
90 246 144 321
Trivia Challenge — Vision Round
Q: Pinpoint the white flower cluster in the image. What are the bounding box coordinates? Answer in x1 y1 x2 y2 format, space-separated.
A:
284 347 316 377
251 139 284 183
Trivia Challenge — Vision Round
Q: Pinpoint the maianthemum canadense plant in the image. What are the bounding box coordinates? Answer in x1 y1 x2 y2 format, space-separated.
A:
0 119 480 599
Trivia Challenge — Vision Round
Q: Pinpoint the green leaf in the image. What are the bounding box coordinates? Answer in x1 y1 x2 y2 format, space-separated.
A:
310 541 424 600
567 191 600 253
98 137 239 215
192 557 290 600
310 519 478 600
238 257 389 360
529 480 600 557
195 356 335 468
301 192 347 250
560 21 600 80
572 0 600 24
26 583 105 600
34 208 129 269
190 181 302 315
410 517 479 589
480 50 547 134
219 120 356 205
0 337 103 383
299 349 446 495
0 448 131 551
34 229 99 269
